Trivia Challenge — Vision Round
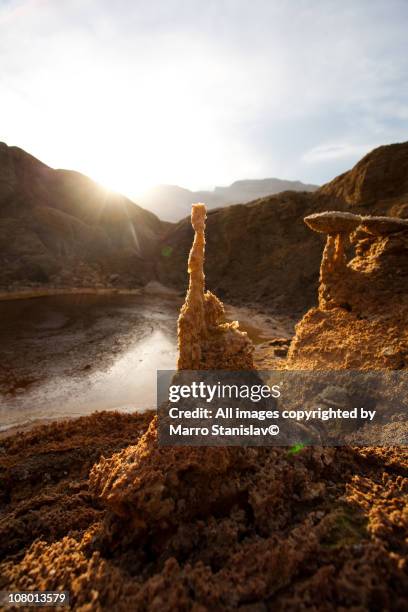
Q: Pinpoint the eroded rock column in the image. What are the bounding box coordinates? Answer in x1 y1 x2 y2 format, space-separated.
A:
178 203 206 369
90 203 256 534
304 211 361 310
178 203 254 370
288 211 408 369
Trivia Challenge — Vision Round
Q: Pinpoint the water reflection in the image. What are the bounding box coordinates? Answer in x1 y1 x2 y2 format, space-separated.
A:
0 294 180 431
0 293 279 432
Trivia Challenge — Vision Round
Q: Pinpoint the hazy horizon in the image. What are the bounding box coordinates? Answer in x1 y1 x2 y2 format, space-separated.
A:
1 0 407 198
138 175 319 196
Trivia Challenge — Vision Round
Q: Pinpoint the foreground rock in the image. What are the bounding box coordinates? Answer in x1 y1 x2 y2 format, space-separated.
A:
1 410 406 609
90 204 255 532
90 416 257 530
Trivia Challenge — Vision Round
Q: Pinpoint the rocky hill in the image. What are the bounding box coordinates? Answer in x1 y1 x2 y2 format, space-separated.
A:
1 141 408 316
139 177 318 222
157 141 408 316
0 143 164 290
319 142 408 213
157 192 325 316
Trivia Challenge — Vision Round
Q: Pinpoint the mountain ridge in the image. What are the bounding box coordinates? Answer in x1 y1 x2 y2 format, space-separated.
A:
1 140 408 317
139 177 318 221
0 142 163 289
157 141 408 314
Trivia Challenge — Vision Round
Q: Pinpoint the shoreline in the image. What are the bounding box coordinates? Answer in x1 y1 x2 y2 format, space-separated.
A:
0 290 290 438
0 408 154 440
0 286 143 302
0 281 182 302
0 414 74 440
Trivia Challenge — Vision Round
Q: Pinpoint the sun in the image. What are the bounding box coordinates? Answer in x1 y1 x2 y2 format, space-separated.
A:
46 54 236 201
76 139 158 201
89 163 156 202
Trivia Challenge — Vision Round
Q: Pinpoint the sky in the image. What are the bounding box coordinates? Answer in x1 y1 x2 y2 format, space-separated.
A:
1 0 407 197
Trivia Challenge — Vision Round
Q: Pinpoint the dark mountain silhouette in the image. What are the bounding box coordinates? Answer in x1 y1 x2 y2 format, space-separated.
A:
1 141 408 317
0 142 164 288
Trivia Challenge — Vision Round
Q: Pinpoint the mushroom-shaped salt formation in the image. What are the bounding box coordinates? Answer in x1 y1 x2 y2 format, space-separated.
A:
90 203 256 534
300 209 408 316
304 211 361 235
289 211 408 369
178 203 254 370
304 211 362 308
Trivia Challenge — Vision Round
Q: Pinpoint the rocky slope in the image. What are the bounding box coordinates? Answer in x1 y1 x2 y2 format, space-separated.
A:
2 141 408 320
158 141 408 316
319 142 408 214
0 143 164 290
139 177 318 222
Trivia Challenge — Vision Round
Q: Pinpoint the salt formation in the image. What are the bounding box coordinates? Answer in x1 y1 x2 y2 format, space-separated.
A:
289 211 408 369
304 211 362 235
178 203 254 370
90 203 255 530
90 417 255 528
304 212 362 309
303 211 408 312
305 211 361 307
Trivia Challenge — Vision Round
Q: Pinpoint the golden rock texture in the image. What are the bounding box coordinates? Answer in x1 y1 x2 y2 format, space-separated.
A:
3 199 408 608
178 203 254 370
288 211 408 369
4 412 406 610
90 203 255 532
89 416 256 530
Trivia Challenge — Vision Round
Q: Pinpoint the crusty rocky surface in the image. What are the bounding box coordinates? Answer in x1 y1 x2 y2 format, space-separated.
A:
90 416 258 530
1 412 407 610
288 212 408 369
177 204 253 370
304 211 362 234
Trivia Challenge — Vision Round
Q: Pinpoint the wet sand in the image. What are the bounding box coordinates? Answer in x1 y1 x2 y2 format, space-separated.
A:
0 293 180 432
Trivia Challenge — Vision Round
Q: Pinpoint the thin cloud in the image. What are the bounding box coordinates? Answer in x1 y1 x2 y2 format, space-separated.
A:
302 143 380 164
0 0 407 191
